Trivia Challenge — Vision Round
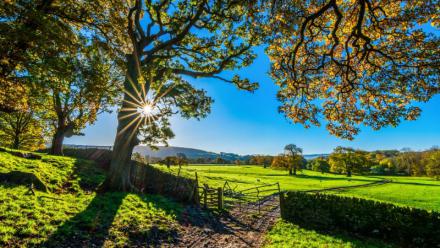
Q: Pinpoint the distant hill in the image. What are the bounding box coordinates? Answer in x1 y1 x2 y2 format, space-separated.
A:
133 146 219 159
64 144 328 161
133 145 327 161
303 154 329 160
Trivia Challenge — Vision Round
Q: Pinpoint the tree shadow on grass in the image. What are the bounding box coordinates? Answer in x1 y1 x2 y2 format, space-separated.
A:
40 192 186 248
40 192 127 248
386 181 440 187
294 174 375 183
126 194 182 247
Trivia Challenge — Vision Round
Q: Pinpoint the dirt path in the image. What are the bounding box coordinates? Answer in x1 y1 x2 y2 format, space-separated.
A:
172 195 280 248
169 179 391 248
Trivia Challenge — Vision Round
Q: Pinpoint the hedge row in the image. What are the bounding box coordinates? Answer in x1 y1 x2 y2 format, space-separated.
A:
280 191 440 247
62 148 112 168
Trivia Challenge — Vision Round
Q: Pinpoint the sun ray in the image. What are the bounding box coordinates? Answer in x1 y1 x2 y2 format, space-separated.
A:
126 73 143 103
123 117 143 148
153 83 177 105
122 98 143 108
119 107 139 112
123 88 143 106
118 115 142 135
118 111 140 121
140 80 148 104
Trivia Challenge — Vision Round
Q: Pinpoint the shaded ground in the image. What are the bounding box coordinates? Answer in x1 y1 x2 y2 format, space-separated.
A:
173 195 280 248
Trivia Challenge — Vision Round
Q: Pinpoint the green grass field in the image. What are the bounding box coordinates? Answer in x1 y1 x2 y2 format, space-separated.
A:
2 150 438 247
157 164 440 212
155 164 378 191
330 176 440 212
0 150 182 247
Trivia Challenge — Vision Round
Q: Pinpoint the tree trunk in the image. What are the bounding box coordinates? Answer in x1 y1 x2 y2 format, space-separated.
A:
50 129 65 155
293 166 297 175
104 54 143 191
12 134 20 150
289 167 293 175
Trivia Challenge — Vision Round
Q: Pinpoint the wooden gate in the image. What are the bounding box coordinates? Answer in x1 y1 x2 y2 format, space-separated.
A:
223 182 281 215
198 183 224 210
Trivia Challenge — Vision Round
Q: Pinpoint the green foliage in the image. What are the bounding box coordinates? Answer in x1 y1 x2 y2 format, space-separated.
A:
329 147 373 176
0 111 47 151
310 158 330 173
426 151 440 180
0 0 128 112
281 191 440 247
33 42 122 154
249 155 274 168
283 144 303 175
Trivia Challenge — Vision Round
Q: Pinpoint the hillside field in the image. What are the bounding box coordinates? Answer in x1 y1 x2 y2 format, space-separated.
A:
0 150 182 247
157 164 440 212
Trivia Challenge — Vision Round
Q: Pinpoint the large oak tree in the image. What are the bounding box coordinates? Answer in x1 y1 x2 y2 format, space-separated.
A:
104 0 264 190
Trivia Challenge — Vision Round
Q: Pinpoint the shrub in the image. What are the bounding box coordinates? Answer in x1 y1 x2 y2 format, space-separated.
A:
280 191 440 247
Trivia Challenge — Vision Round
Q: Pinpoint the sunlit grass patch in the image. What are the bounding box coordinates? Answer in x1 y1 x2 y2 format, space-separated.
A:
0 150 183 247
265 220 392 248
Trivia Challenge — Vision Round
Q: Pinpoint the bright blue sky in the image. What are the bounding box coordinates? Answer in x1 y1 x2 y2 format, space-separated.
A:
67 46 440 155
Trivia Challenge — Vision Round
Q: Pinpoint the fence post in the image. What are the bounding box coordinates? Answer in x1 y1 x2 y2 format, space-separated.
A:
193 172 200 205
203 185 208 209
217 187 223 210
257 188 260 214
279 191 285 219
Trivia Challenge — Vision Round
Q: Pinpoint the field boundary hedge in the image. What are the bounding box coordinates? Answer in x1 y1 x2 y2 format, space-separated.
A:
280 191 440 247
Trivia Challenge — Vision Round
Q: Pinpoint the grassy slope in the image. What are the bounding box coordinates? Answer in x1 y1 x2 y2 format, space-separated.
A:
0 149 182 247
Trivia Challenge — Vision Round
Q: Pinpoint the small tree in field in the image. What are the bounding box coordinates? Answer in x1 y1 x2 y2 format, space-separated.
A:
271 155 291 171
426 151 440 180
311 158 330 174
0 90 48 150
329 147 356 177
284 144 303 175
175 153 188 169
0 111 46 151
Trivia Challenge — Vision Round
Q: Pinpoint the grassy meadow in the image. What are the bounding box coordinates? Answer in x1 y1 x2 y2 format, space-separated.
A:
330 176 440 212
157 164 440 212
1 150 439 247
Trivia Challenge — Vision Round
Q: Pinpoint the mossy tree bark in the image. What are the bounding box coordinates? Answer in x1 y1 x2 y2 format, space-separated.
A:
49 129 65 155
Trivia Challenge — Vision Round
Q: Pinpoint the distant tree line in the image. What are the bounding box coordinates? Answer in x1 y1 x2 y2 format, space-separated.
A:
131 143 440 180
307 146 440 179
